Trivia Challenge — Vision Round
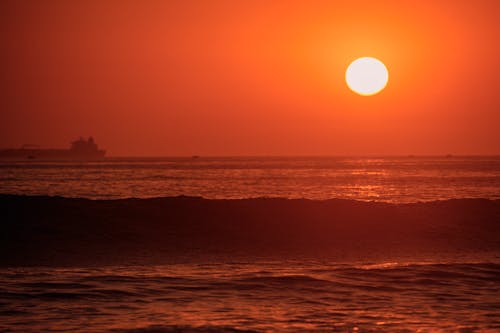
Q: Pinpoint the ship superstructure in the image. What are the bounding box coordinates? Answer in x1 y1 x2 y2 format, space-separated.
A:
0 137 106 160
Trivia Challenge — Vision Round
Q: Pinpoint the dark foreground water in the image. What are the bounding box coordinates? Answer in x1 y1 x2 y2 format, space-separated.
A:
1 260 499 333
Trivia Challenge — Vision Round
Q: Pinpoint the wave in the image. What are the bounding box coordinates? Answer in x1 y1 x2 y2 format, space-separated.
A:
1 195 499 266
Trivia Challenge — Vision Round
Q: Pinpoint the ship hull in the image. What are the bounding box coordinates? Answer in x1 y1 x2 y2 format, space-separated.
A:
0 149 106 160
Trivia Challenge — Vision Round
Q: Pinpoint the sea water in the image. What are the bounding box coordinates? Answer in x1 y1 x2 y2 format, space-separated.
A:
1 156 499 202
1 260 499 332
0 156 499 332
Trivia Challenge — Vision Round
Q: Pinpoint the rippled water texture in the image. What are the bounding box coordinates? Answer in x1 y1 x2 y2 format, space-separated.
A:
1 261 499 333
1 157 499 332
1 156 499 202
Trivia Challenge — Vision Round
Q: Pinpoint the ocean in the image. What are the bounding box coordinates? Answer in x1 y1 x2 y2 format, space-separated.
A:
1 156 499 333
1 156 499 202
1 261 499 333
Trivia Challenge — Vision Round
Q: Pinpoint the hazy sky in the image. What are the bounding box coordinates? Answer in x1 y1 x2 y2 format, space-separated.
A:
1 0 499 156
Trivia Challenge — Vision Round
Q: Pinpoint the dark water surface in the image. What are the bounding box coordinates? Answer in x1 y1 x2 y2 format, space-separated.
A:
1 157 499 332
1 260 499 333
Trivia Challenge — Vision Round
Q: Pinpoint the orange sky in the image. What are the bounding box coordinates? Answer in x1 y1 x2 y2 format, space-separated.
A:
1 0 499 156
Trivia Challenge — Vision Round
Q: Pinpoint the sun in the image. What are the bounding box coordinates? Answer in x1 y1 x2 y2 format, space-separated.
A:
345 57 389 96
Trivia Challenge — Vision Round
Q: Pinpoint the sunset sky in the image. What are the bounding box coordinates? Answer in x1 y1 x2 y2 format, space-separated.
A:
1 0 499 156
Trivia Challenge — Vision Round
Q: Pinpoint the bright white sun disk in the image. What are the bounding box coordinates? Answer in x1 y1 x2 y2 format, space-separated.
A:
345 57 388 96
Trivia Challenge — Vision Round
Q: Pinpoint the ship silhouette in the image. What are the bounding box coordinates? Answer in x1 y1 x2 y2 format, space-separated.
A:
0 137 106 160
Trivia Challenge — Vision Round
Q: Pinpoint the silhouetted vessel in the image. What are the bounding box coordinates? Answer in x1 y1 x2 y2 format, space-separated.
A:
0 137 106 160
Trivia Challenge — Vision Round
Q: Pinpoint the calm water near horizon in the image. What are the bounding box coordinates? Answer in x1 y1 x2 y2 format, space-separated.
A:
1 156 499 202
1 156 499 332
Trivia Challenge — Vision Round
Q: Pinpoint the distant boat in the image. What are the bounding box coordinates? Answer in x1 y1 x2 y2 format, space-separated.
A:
192 155 200 159
0 137 106 160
